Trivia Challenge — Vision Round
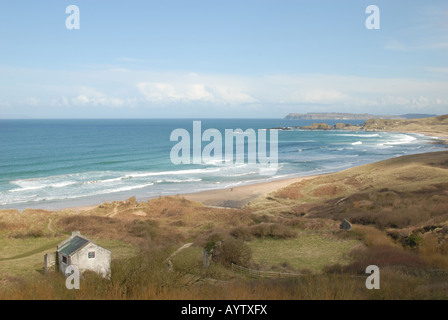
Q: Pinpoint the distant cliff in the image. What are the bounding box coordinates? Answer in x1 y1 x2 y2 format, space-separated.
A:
284 113 437 120
271 115 448 143
289 115 448 145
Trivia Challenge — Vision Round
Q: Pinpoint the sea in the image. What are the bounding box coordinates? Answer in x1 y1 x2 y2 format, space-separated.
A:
0 119 445 210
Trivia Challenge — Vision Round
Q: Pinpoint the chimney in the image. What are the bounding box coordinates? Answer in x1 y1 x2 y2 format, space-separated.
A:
72 231 81 237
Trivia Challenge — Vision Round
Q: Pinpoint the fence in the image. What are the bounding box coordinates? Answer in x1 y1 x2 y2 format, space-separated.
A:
231 263 367 279
231 263 304 279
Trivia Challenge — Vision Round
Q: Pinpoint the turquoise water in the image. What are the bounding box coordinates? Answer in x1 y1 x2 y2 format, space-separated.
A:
0 119 444 209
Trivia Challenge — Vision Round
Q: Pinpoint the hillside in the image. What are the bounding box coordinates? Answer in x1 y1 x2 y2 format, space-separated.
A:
290 115 448 143
249 150 448 241
362 115 448 137
2 151 448 299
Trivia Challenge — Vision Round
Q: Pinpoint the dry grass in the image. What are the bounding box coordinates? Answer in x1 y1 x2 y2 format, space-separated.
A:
252 151 448 230
0 243 365 300
2 242 447 300
248 233 360 272
362 114 448 137
230 223 297 240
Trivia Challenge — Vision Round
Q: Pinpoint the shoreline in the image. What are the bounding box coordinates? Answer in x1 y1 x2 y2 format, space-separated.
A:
3 129 446 213
77 129 447 210
57 174 320 212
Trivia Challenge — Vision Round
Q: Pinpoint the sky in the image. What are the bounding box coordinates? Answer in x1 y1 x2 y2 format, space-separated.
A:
0 0 447 118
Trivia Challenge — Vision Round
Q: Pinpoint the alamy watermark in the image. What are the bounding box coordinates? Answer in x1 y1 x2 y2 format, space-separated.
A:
365 265 380 290
366 5 380 30
65 5 379 31
170 121 278 175
66 5 80 30
65 265 80 290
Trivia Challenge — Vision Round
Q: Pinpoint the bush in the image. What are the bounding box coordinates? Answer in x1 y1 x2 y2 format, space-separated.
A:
126 219 159 239
342 245 426 274
230 223 296 240
250 223 296 239
213 237 252 267
402 233 423 248
12 230 46 239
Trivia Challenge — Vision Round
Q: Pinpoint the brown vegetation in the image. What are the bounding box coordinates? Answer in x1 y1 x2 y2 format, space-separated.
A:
2 150 448 299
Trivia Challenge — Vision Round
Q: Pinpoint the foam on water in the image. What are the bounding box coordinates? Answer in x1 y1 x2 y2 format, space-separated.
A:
0 119 444 209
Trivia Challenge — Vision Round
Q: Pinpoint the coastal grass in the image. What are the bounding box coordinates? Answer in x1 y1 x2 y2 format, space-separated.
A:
361 114 448 137
272 151 448 202
171 245 237 281
250 151 448 229
0 237 64 277
248 234 360 272
2 245 447 300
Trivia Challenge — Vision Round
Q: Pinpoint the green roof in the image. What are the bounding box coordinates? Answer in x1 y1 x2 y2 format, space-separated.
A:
59 236 90 256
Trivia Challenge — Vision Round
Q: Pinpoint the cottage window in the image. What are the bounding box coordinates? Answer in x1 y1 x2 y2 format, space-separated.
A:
88 252 95 259
62 256 68 264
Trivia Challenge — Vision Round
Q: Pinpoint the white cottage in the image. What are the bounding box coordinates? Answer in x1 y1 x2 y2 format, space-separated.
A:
55 231 111 278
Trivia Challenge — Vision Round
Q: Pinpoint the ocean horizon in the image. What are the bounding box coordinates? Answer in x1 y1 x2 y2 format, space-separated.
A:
0 118 445 210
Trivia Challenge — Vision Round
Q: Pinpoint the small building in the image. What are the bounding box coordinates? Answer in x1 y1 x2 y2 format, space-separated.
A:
45 231 111 278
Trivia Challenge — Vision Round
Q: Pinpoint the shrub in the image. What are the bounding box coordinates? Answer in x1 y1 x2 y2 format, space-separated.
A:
343 245 426 274
402 233 423 248
213 237 252 267
12 230 46 239
126 219 159 239
230 223 296 240
250 223 296 239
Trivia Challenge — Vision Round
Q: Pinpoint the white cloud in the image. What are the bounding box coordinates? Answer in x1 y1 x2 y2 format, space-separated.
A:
425 67 448 74
23 97 40 107
137 79 257 105
1 66 448 116
137 82 214 102
51 87 138 108
301 89 348 103
0 100 10 108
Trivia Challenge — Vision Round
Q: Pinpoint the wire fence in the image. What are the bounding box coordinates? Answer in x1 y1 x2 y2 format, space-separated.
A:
231 263 304 279
231 263 367 279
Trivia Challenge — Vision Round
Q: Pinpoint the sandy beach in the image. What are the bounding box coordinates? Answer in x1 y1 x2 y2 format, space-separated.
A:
55 175 319 212
182 175 318 208
66 129 445 212
57 128 446 213
11 126 445 213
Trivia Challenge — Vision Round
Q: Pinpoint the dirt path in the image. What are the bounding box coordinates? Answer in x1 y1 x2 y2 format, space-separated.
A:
108 206 119 217
164 243 193 271
47 218 56 234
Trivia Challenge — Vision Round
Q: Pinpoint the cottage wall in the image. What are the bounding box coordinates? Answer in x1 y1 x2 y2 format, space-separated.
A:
69 243 111 278
44 252 57 272
58 251 70 275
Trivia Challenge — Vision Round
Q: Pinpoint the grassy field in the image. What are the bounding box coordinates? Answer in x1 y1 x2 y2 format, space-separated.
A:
0 237 63 277
248 233 360 272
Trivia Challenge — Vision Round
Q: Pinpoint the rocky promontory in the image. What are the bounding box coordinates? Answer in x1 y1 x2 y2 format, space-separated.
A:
270 115 448 145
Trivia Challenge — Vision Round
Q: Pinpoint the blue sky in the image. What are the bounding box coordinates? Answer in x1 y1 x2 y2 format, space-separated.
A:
0 0 447 118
